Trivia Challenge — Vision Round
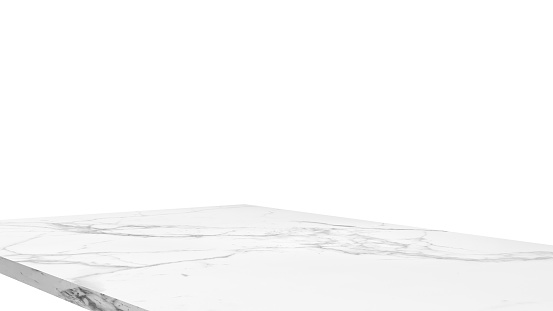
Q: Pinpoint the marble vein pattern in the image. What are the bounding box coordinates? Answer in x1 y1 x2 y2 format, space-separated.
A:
1 205 553 311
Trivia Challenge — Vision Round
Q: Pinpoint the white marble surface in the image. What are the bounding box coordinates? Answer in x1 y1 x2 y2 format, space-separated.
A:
1 205 553 311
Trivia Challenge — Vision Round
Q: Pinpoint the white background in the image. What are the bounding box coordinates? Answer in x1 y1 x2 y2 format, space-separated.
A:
1 1 552 310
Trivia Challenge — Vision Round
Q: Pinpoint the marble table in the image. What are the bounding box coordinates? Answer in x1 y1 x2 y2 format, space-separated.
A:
1 205 553 311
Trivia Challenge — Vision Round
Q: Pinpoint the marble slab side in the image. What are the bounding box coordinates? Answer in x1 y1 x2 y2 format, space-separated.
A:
0 256 145 311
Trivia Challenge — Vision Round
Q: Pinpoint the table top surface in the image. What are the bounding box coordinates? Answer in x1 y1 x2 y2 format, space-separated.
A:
1 205 553 311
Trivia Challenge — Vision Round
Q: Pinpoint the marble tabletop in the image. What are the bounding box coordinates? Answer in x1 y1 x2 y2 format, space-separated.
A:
1 205 552 311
